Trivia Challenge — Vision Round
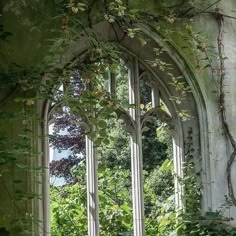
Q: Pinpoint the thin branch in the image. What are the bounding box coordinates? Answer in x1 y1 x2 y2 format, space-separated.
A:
203 11 236 20
218 13 236 20
178 7 195 17
195 0 222 16
201 11 236 20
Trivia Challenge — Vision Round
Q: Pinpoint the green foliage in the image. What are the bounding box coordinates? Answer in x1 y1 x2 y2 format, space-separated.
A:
50 117 236 236
144 159 175 235
97 119 130 169
50 166 133 236
51 184 87 236
50 161 175 236
50 116 175 235
98 168 133 236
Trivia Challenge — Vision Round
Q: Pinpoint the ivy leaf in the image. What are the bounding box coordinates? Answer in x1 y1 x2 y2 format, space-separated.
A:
98 120 107 128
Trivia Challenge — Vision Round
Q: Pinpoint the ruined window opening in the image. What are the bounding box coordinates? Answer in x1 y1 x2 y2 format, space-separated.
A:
43 51 185 236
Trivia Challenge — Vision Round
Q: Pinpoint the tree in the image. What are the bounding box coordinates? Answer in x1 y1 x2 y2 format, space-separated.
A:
50 114 174 235
49 61 174 235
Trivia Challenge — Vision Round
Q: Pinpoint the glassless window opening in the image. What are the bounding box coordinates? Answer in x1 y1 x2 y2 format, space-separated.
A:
47 55 175 236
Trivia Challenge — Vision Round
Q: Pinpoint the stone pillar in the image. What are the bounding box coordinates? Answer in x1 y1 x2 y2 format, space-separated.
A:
129 57 145 236
86 134 99 235
42 101 51 236
152 86 160 108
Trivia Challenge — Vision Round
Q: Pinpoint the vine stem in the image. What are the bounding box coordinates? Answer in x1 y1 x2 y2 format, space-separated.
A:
195 0 223 16
216 9 236 206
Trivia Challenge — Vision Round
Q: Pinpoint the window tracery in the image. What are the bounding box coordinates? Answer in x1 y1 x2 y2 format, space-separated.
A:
47 51 176 236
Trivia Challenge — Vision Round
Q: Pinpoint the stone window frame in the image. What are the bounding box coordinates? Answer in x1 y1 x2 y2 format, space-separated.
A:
38 22 210 236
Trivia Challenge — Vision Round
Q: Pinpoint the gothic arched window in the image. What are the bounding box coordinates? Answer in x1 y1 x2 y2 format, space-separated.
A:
39 22 208 236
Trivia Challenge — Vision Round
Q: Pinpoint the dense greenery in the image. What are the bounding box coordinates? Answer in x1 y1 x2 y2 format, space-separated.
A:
50 117 174 235
49 65 175 235
50 119 236 235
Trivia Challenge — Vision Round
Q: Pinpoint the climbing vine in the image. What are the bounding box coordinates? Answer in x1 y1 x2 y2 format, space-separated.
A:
215 8 236 207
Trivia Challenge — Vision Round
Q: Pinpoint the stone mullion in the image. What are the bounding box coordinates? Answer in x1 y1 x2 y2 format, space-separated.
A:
86 81 99 236
152 86 160 108
86 135 99 236
129 57 145 236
